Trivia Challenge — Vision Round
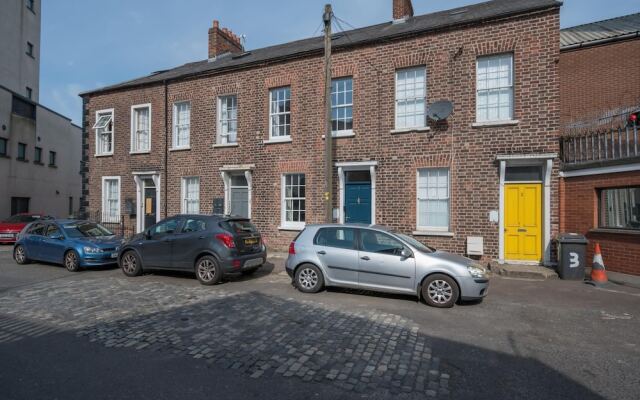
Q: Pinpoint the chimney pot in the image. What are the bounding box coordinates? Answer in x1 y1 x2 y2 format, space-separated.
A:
208 20 243 59
393 0 414 21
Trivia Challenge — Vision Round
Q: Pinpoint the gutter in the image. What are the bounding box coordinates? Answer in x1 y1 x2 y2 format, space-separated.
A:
561 31 640 51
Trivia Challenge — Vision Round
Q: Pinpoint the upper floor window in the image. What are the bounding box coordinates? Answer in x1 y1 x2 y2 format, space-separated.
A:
173 102 190 149
600 187 640 231
395 66 426 130
26 0 35 12
217 95 237 144
181 177 200 214
331 77 353 136
281 173 306 230
34 146 42 164
49 151 57 167
93 110 113 156
26 87 32 99
131 104 151 153
17 143 27 160
476 53 514 123
417 168 450 231
0 138 7 156
26 42 34 58
269 87 291 140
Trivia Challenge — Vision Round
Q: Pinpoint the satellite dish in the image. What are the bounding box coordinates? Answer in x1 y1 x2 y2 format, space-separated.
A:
428 100 454 121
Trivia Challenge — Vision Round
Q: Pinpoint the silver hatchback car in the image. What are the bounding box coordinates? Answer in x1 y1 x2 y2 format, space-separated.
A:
285 224 489 308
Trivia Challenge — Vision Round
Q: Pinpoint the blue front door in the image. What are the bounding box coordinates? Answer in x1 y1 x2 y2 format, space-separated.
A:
345 183 372 224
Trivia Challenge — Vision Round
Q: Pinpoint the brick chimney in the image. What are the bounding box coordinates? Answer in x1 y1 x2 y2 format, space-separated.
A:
393 0 414 21
208 20 243 60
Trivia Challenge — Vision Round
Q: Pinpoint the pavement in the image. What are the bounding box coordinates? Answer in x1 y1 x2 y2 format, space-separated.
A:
0 245 639 400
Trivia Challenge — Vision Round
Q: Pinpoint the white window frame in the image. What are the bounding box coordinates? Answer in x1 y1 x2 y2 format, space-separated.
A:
101 176 121 223
331 77 354 137
476 53 514 123
280 173 306 230
172 101 191 150
217 95 238 145
416 168 450 232
181 177 200 214
269 87 291 141
130 103 151 154
395 66 427 130
94 109 114 156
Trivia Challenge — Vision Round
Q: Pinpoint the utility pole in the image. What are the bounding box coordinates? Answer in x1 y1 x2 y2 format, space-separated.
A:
323 4 333 223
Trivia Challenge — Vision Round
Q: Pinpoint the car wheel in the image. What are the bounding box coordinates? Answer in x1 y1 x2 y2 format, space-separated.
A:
120 250 142 277
295 264 324 293
64 250 81 272
195 256 222 286
13 245 30 265
422 274 459 308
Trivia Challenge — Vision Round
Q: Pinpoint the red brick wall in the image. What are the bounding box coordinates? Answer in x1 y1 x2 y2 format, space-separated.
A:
560 171 640 276
560 39 640 127
83 8 560 257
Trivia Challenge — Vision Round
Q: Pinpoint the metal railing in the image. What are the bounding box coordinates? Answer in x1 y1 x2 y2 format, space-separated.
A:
85 210 135 238
561 123 639 166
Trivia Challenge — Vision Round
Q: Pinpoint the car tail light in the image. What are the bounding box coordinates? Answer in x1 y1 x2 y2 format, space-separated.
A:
215 233 236 248
288 241 296 255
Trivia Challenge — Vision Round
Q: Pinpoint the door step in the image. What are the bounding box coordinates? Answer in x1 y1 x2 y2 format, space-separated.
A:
489 261 558 280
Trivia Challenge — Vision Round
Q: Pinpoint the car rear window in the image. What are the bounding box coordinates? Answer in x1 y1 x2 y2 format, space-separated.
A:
222 220 258 235
314 227 357 250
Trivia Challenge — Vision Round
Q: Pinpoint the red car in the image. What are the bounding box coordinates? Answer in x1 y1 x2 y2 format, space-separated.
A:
0 213 52 244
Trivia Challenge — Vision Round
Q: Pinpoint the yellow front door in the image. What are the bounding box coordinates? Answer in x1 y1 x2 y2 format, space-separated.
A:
505 183 542 262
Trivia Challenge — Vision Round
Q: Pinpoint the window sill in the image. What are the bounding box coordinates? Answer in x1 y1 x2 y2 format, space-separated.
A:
322 131 356 139
130 151 151 155
263 138 292 145
17 158 29 163
95 153 113 158
589 228 640 236
33 161 44 166
278 225 305 232
471 120 519 128
0 154 9 159
169 147 191 152
213 143 239 148
413 230 455 237
48 164 57 169
390 126 431 135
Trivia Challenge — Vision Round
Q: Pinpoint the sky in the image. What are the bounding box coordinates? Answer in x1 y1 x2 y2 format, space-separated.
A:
40 0 640 125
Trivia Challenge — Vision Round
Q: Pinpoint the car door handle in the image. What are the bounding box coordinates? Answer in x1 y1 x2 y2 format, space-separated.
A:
317 251 326 255
360 256 370 261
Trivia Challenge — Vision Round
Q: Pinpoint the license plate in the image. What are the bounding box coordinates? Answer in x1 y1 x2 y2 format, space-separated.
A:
110 252 118 258
0 234 14 238
243 237 259 246
244 258 263 268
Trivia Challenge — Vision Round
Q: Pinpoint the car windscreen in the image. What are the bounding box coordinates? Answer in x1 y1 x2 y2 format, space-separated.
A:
3 215 41 223
222 220 258 235
395 233 435 253
62 222 113 238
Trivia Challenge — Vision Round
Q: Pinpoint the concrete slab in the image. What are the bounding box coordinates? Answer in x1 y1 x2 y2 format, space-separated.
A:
489 262 558 280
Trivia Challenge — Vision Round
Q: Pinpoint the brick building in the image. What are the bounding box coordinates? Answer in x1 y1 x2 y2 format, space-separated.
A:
559 13 640 276
80 0 562 265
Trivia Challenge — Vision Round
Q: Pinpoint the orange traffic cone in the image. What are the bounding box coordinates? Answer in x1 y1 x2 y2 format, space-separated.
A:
589 243 608 286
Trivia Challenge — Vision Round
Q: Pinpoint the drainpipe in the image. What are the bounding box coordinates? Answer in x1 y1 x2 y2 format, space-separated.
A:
164 80 168 218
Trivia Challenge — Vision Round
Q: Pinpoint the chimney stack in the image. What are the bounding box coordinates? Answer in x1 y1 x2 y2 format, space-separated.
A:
393 0 414 21
208 20 243 60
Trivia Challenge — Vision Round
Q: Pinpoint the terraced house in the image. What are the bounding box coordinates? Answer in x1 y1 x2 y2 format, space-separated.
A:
80 0 562 265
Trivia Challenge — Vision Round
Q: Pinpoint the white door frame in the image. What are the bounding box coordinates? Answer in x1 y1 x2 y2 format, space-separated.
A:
133 171 161 233
220 164 255 218
497 154 555 265
336 161 377 225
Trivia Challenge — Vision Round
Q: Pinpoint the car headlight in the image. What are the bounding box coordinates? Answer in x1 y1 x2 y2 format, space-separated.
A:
467 265 487 278
83 246 103 254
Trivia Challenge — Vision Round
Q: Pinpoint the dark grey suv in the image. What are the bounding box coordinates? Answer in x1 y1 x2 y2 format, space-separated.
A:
117 215 267 285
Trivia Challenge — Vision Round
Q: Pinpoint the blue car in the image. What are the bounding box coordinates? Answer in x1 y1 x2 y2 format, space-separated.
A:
13 219 123 272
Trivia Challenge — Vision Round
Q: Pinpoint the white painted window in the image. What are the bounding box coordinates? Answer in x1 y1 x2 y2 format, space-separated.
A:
93 110 113 156
269 87 291 139
173 102 190 149
600 187 640 230
476 54 514 122
281 174 306 229
217 95 238 144
417 168 450 231
181 177 200 214
331 78 353 136
395 67 426 129
131 104 151 153
102 177 120 223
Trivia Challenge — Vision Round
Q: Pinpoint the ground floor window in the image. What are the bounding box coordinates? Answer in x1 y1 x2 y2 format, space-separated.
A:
102 177 120 223
417 168 450 231
181 177 200 214
600 187 640 230
11 197 30 215
281 173 306 229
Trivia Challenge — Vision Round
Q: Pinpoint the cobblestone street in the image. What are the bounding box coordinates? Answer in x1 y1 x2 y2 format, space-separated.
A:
1 247 639 400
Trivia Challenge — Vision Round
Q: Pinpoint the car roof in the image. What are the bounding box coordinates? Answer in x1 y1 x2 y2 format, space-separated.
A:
307 223 393 232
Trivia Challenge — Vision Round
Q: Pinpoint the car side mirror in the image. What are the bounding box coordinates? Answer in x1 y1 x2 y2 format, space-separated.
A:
400 248 413 259
144 231 152 240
